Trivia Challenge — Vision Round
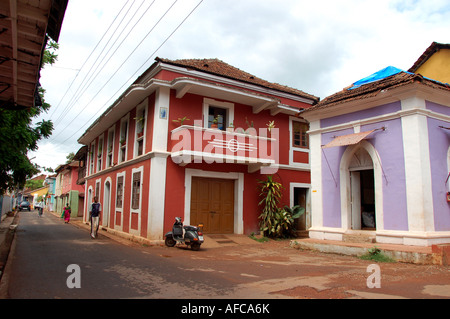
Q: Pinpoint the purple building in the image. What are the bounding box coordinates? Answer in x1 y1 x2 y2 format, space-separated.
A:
302 65 450 247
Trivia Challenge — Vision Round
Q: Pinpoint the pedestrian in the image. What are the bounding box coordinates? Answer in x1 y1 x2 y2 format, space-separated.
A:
63 203 71 223
37 200 44 217
89 196 101 239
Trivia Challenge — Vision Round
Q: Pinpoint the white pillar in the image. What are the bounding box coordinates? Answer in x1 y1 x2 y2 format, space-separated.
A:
401 97 435 234
147 87 170 240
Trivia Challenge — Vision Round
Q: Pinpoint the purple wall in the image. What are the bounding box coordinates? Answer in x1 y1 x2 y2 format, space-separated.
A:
428 117 450 231
361 119 408 230
321 128 353 228
426 101 450 116
320 102 401 128
319 102 409 231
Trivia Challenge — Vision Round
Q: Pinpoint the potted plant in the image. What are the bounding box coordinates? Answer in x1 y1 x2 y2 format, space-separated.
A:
211 115 221 129
245 117 255 135
266 120 275 137
227 122 234 133
172 116 190 126
134 116 145 137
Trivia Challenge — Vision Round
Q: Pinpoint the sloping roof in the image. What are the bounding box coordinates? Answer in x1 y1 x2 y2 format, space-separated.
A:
0 0 68 110
302 70 450 113
155 57 319 102
408 42 450 73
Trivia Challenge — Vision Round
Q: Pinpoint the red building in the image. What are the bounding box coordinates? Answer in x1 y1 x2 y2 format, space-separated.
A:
77 58 318 240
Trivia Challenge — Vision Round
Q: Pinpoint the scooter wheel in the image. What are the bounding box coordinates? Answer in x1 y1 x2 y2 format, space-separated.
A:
191 243 201 251
165 237 176 247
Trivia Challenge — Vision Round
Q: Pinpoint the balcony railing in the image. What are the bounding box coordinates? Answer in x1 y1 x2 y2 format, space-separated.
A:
170 125 279 172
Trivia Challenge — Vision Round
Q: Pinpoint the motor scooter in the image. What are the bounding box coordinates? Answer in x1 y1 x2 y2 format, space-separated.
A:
164 217 204 251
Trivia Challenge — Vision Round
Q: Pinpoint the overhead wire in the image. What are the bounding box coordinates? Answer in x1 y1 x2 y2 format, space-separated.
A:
49 0 161 142
59 0 204 145
48 0 132 121
52 0 141 126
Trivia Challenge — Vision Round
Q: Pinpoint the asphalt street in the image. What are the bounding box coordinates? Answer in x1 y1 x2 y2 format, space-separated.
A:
5 211 234 299
2 210 450 306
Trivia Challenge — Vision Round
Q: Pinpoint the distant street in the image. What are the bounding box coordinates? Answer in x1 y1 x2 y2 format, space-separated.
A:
3 210 450 304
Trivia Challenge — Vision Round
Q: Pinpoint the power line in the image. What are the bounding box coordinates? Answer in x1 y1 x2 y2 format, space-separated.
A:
48 0 132 121
52 0 140 126
59 0 204 145
49 0 159 142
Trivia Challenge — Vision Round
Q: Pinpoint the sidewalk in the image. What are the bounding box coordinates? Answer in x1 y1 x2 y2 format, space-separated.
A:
290 237 450 265
0 211 19 285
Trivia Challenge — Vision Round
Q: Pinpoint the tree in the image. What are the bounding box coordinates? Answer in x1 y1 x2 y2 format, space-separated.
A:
0 38 58 194
66 152 75 164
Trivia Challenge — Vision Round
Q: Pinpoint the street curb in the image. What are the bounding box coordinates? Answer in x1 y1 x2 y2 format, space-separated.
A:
0 212 20 298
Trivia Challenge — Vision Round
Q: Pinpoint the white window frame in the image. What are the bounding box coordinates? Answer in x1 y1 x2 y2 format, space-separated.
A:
97 136 104 172
129 166 144 235
119 115 129 164
115 171 126 231
89 141 95 176
106 126 115 168
289 116 310 167
134 102 148 158
202 98 234 129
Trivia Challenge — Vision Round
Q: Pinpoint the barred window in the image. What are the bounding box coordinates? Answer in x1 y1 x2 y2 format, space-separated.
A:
116 176 124 208
131 172 141 210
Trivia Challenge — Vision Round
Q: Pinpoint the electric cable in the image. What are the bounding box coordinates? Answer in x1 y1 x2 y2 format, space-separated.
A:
59 0 204 145
48 0 132 121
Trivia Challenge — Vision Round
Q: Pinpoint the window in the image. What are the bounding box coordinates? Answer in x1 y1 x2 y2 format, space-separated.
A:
208 106 227 130
106 128 114 168
116 176 124 208
89 142 95 175
131 172 141 209
292 121 309 148
203 98 234 130
135 106 146 157
119 118 128 163
97 137 103 172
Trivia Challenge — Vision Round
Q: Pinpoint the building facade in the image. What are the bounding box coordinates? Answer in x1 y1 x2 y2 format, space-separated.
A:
77 58 319 240
55 162 85 218
302 48 450 246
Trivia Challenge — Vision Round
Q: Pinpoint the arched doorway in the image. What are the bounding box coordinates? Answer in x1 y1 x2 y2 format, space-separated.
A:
340 140 384 232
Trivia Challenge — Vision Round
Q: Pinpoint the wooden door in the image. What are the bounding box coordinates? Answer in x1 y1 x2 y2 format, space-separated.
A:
191 177 234 234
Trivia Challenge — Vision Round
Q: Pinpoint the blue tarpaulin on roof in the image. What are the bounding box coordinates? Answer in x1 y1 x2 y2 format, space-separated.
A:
348 66 413 90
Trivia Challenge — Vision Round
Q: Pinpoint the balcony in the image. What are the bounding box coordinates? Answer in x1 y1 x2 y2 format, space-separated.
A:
170 125 279 173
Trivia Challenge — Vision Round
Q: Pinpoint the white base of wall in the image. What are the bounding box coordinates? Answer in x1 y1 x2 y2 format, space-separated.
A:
309 228 450 247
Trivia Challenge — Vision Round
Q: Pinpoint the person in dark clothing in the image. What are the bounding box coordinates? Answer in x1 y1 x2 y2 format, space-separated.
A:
89 196 102 239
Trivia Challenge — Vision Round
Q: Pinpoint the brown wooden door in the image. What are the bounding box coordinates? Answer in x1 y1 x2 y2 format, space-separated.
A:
191 177 234 234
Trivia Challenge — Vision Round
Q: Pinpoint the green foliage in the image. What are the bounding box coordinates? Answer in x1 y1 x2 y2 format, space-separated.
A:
0 38 57 194
42 39 59 67
257 176 305 238
24 179 44 191
249 232 270 243
359 246 396 263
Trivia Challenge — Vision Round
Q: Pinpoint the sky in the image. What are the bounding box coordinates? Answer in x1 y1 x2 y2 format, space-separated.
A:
29 0 450 171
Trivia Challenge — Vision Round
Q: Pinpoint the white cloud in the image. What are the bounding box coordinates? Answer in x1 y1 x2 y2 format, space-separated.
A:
32 0 450 170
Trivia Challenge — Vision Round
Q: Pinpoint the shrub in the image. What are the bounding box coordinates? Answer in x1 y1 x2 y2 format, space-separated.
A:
257 176 305 238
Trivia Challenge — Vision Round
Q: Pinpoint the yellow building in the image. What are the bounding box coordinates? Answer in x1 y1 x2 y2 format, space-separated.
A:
409 42 450 84
30 186 49 209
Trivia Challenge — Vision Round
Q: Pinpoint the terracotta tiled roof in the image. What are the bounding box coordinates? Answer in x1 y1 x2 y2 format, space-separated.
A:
408 42 450 73
155 57 319 102
302 71 450 113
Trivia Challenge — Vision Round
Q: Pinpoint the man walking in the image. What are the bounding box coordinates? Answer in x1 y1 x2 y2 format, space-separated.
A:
89 196 101 239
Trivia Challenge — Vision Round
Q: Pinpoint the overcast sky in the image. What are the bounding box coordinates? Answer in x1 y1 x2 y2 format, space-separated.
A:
30 0 450 171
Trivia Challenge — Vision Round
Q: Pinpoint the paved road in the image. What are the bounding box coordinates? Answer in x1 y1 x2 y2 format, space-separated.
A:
5 211 234 299
3 210 450 303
